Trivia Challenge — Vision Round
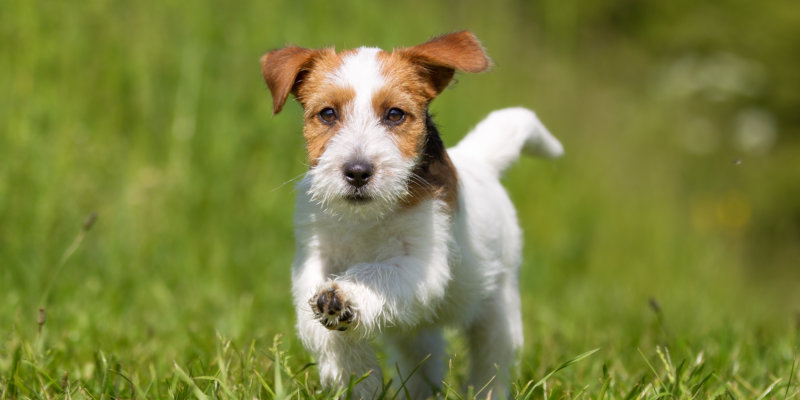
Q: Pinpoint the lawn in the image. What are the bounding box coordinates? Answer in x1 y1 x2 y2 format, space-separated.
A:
1 0 799 398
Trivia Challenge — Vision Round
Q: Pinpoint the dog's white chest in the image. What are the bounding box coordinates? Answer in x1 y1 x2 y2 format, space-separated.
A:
309 200 449 276
316 221 410 275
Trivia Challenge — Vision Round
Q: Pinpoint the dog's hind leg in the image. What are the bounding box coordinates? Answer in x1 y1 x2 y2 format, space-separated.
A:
466 278 523 399
387 328 446 399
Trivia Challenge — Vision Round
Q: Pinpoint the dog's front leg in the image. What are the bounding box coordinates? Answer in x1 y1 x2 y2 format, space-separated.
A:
314 255 450 337
297 313 383 398
293 249 384 398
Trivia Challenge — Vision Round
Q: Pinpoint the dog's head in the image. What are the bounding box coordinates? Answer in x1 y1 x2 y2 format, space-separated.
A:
261 31 490 218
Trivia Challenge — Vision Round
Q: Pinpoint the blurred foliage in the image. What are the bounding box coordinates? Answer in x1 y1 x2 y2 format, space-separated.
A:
0 0 798 396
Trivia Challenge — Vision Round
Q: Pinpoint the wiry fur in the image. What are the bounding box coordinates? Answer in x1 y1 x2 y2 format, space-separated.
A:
261 32 563 399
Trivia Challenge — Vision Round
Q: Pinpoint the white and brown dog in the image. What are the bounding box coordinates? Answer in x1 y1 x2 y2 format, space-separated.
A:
261 31 563 399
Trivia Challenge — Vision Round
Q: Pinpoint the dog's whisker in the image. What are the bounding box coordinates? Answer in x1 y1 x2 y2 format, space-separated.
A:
271 172 307 192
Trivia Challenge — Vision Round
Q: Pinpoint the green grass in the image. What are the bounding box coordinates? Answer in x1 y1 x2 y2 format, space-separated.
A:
2 0 799 398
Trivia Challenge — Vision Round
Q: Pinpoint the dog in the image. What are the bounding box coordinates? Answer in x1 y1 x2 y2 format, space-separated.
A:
260 31 563 399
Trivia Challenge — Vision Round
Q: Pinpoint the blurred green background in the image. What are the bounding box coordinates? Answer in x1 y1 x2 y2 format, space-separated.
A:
2 0 799 395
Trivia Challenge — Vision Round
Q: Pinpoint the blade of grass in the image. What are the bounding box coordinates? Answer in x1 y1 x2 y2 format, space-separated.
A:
785 358 797 400
441 380 464 400
253 369 276 399
473 373 496 399
332 370 374 400
756 378 782 400
173 362 209 400
638 348 667 393
109 369 137 400
391 353 430 400
190 376 236 399
690 372 715 399
39 213 97 308
521 348 600 400
21 360 59 394
4 346 21 400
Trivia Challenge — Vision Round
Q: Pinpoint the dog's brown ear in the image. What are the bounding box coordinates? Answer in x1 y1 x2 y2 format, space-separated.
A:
398 31 491 96
261 46 317 115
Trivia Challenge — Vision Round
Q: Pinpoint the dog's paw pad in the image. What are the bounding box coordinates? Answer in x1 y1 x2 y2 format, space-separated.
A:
310 284 356 331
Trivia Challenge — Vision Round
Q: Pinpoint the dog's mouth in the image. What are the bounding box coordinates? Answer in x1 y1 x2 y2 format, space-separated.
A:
344 193 372 203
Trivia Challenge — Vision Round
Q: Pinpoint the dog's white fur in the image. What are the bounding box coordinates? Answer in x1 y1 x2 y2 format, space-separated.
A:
266 40 563 399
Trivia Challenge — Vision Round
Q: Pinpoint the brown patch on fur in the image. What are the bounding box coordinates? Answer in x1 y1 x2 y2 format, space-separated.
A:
396 31 491 95
261 48 358 165
261 46 317 115
399 116 459 210
373 50 445 161
370 86 427 160
374 33 491 210
294 50 362 165
302 86 356 164
292 48 348 109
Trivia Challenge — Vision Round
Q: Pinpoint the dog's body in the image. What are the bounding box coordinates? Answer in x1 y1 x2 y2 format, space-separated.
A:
261 32 562 399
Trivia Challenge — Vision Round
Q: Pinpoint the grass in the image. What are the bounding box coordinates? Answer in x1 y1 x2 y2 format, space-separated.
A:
1 0 799 398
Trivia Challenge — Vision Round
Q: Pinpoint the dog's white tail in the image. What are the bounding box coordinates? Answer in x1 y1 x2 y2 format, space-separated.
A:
451 107 563 177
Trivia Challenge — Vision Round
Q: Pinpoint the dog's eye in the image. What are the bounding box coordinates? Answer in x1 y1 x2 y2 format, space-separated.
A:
384 108 406 125
318 108 338 124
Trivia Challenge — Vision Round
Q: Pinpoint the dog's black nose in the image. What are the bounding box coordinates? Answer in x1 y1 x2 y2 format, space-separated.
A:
343 161 374 188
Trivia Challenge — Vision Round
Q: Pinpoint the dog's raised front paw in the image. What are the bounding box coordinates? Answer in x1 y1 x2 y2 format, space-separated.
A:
309 283 357 331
